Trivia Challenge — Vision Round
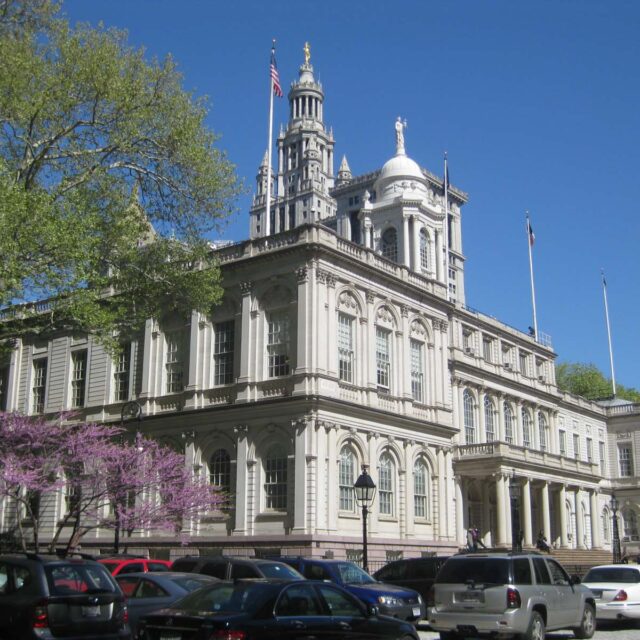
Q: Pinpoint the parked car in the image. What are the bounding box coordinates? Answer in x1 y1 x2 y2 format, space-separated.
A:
0 552 131 640
374 555 449 605
116 571 218 638
98 555 172 576
581 564 640 622
137 579 420 640
170 555 304 581
429 551 596 640
275 556 426 622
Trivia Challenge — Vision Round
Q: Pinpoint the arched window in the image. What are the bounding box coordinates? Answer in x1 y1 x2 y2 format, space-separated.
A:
601 507 611 543
339 446 356 512
419 229 429 272
209 449 231 495
623 508 639 541
484 395 496 442
379 453 395 516
522 409 532 448
381 228 398 263
264 445 287 511
463 389 476 444
413 459 429 519
538 413 548 452
504 404 514 444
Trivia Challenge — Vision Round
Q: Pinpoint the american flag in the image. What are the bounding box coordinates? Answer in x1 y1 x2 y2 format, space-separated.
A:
271 50 283 98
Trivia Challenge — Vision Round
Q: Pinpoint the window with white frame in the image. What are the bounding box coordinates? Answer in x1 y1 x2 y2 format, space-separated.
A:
113 344 131 402
70 350 87 408
599 441 606 471
462 328 473 352
339 446 356 511
573 433 581 460
209 449 231 495
419 228 429 271
338 313 354 383
538 412 548 452
463 389 476 444
413 459 429 519
618 444 633 477
504 404 514 444
586 437 593 462
519 350 529 376
484 395 496 442
410 339 424 402
482 337 493 362
622 509 639 541
214 320 235 385
378 453 395 516
559 430 567 456
375 327 391 392
32 358 48 414
165 331 184 393
264 446 287 510
522 409 532 448
381 228 398 262
267 310 290 378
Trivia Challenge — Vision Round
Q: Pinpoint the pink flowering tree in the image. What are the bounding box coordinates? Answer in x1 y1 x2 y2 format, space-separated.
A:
0 412 222 554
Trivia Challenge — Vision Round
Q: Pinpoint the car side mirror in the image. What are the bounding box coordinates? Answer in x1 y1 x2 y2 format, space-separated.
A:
366 603 379 617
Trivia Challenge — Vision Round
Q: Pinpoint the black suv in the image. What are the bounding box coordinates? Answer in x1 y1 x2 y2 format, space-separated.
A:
374 555 449 605
170 555 303 581
0 553 130 640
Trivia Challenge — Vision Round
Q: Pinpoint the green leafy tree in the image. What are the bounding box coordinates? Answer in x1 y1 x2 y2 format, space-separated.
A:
0 0 241 350
555 362 640 402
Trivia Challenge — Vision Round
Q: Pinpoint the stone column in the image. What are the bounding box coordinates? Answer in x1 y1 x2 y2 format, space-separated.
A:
559 484 569 548
292 417 308 533
437 447 447 539
497 395 505 442
482 480 492 547
541 482 551 542
326 424 338 533
590 490 601 549
522 477 532 547
236 282 253 401
404 441 414 538
575 489 585 549
232 425 250 535
403 215 411 268
496 473 507 546
295 267 311 379
478 388 486 442
412 217 421 272
455 476 465 546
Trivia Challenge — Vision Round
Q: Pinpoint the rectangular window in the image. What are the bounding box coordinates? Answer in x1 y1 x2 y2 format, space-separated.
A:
113 344 131 402
267 311 290 378
375 327 391 392
573 433 580 460
482 337 493 362
32 358 48 413
214 321 235 385
599 441 606 470
559 430 566 457
410 340 424 403
165 331 184 394
619 444 633 477
586 438 593 463
462 328 473 352
519 351 529 376
338 313 354 383
265 457 287 510
70 350 87 408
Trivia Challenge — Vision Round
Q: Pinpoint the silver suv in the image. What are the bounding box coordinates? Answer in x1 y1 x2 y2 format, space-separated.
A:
429 552 596 640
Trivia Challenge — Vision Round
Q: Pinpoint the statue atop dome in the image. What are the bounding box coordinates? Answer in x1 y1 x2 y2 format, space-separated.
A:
395 117 407 155
304 42 311 66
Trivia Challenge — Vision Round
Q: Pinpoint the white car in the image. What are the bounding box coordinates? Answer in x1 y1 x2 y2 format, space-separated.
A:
582 564 640 622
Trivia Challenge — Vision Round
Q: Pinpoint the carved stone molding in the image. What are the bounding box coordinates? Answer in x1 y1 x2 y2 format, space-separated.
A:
316 269 328 284
239 281 253 295
326 274 337 288
296 267 309 283
234 424 249 436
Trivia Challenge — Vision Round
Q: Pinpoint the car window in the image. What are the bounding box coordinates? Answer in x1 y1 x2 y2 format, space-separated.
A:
118 562 145 574
136 579 169 598
583 568 640 583
173 576 216 592
546 560 570 586
177 583 275 614
258 563 303 580
317 584 364 617
436 558 509 585
335 562 375 585
275 584 322 616
201 562 227 579
46 564 116 595
147 562 170 572
100 561 120 574
377 562 407 580
0 563 8 594
304 564 331 580
171 559 198 572
117 577 140 597
532 558 551 584
13 566 32 591
512 558 532 585
232 564 259 579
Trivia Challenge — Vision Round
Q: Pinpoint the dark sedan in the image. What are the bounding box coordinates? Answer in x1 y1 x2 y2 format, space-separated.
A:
138 579 420 640
116 571 218 638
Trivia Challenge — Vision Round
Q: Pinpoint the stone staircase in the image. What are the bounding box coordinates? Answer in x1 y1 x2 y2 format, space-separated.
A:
547 548 614 576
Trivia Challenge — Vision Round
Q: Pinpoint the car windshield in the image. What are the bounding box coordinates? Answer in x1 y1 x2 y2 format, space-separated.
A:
436 558 510 585
336 562 376 585
176 583 276 614
172 575 217 592
583 568 640 584
100 561 119 573
46 563 117 595
259 563 303 580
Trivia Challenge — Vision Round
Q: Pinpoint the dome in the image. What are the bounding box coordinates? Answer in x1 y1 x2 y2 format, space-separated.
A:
378 153 423 183
374 152 428 201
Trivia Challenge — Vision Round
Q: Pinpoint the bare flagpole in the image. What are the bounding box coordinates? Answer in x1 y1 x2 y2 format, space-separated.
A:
444 152 450 300
264 40 277 237
526 212 538 341
601 270 617 397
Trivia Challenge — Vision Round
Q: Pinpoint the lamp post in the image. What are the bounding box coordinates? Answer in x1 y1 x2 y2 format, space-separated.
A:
610 494 622 564
510 470 521 552
354 465 377 573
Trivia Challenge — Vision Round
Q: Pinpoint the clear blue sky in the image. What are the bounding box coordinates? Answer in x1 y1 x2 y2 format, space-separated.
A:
62 0 640 390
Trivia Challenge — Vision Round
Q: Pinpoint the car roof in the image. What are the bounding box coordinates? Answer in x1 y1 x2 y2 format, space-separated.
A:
116 571 218 580
0 553 102 565
585 564 640 571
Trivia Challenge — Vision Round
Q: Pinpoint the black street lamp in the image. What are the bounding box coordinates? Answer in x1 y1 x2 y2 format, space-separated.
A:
510 471 522 552
354 465 376 573
610 494 622 564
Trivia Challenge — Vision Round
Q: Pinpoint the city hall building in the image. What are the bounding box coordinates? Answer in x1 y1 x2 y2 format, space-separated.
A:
1 52 638 564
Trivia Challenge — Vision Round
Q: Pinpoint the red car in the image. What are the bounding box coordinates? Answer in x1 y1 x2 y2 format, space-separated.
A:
98 555 172 576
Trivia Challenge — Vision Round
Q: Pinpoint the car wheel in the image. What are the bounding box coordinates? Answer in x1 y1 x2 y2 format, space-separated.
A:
522 611 545 640
572 603 595 639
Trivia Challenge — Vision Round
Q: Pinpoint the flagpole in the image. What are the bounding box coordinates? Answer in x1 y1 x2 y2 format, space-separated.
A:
264 39 276 237
526 212 538 341
601 270 617 397
444 152 450 301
